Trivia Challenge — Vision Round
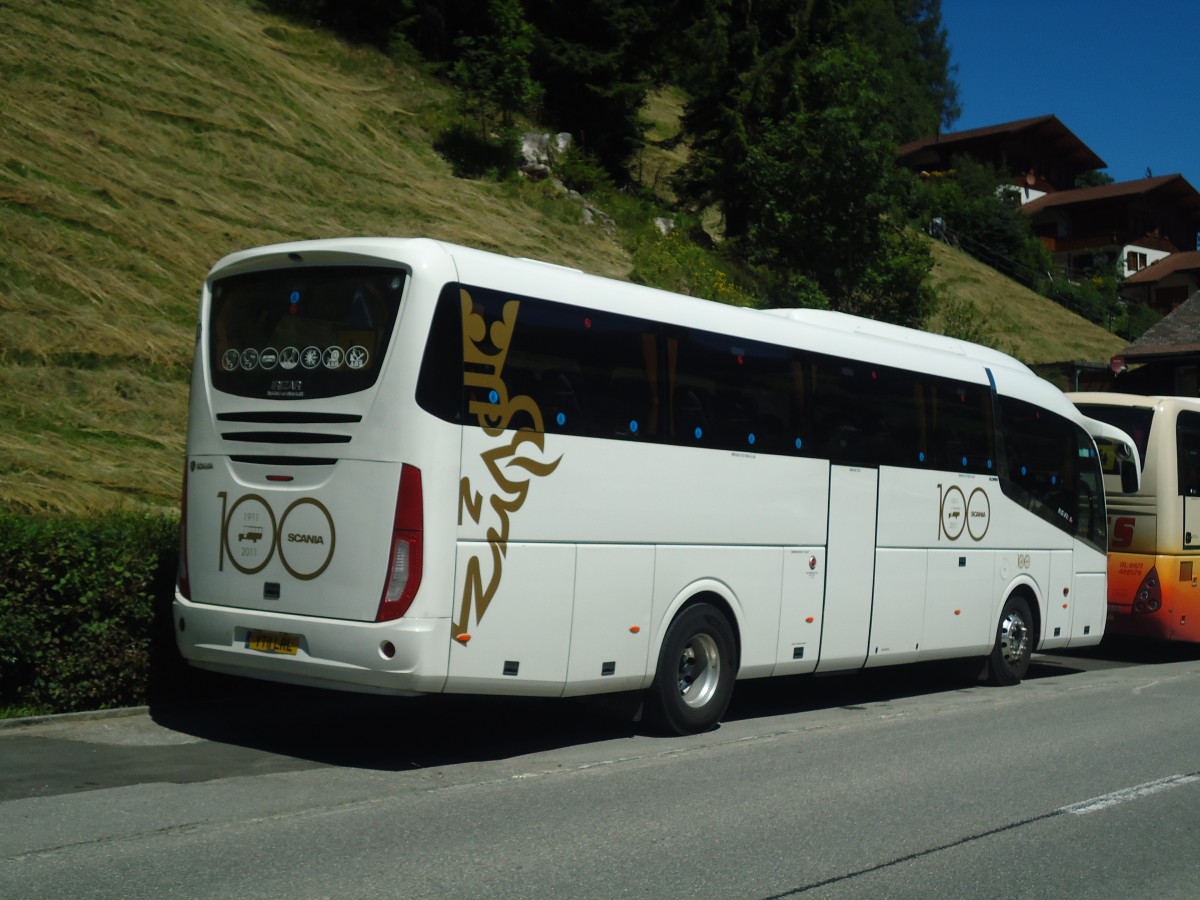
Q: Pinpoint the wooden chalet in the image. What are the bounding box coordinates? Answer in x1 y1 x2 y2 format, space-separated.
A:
1120 249 1200 316
898 114 1106 202
1022 175 1200 281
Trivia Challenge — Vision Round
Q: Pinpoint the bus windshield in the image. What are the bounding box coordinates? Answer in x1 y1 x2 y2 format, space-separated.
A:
1074 403 1153 471
209 265 407 401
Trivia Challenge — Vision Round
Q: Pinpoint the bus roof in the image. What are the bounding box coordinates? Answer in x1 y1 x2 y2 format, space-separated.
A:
1069 392 1200 412
208 236 1058 408
762 308 1034 376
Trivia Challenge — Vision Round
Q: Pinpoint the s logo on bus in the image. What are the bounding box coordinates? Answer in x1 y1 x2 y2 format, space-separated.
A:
1110 515 1136 550
218 491 336 580
938 484 990 542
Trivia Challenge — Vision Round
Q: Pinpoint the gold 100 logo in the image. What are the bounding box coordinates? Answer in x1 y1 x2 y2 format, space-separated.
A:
937 484 991 542
218 491 336 580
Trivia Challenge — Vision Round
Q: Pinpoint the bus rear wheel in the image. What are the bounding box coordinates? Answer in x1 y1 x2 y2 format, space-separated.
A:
986 595 1033 686
646 603 736 735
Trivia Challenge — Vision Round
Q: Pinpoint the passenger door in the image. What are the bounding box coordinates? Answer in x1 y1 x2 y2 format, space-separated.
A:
816 465 878 672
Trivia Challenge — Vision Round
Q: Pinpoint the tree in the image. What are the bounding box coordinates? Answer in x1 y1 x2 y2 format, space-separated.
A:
843 0 960 141
525 0 676 176
451 0 542 131
1075 169 1115 188
672 0 958 241
741 42 935 325
908 155 1051 289
671 0 815 239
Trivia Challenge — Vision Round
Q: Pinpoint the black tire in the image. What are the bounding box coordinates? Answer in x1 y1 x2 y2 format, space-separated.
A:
646 603 737 735
985 594 1033 686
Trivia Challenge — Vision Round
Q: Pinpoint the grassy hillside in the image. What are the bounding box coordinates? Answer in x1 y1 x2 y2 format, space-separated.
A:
926 239 1125 365
0 0 1126 516
0 0 633 515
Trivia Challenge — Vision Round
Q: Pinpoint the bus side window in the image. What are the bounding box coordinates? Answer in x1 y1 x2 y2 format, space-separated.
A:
415 283 465 423
810 355 912 467
604 374 655 439
541 368 587 434
998 394 1103 547
1073 424 1106 547
584 316 659 441
812 357 863 464
870 365 940 468
530 301 659 441
1176 412 1200 497
667 327 793 451
927 379 994 474
789 355 815 456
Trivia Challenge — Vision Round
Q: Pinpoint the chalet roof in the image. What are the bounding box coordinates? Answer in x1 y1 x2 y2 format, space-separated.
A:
1127 232 1180 254
1123 250 1200 286
1021 174 1200 218
898 114 1107 173
1117 294 1200 361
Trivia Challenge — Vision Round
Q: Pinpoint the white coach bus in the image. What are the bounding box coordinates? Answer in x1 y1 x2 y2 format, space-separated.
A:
175 237 1118 733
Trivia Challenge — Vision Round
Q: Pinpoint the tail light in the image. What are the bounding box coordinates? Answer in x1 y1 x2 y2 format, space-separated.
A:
1132 566 1161 614
177 463 191 600
377 464 423 621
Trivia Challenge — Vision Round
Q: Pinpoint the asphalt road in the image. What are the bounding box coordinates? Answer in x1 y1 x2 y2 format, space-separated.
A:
3 638 1200 899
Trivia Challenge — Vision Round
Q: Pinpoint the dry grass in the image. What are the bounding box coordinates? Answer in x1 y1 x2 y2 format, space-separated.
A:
634 87 690 202
926 239 1125 365
0 0 631 514
0 364 186 511
0 0 1127 515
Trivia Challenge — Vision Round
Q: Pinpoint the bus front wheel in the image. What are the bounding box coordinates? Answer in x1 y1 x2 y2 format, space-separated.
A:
986 595 1033 686
646 603 736 735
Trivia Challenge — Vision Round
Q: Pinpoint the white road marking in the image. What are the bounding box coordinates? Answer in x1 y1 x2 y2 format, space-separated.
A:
1059 774 1200 816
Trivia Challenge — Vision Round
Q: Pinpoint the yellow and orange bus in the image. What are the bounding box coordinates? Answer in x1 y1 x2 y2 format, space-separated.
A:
1070 393 1200 641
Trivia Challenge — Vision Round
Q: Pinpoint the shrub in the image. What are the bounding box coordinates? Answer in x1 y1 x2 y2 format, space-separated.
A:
934 296 1000 349
1122 302 1162 342
630 229 758 307
1043 267 1123 327
433 123 522 180
555 146 613 196
0 510 182 713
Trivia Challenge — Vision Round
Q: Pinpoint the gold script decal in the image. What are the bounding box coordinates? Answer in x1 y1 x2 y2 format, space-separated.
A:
454 288 562 642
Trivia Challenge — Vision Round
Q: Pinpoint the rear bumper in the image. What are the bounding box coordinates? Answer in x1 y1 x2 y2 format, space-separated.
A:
173 593 450 695
1107 603 1200 643
1106 551 1200 643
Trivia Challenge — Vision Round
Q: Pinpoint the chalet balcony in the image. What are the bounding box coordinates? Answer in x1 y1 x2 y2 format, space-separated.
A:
1037 233 1122 253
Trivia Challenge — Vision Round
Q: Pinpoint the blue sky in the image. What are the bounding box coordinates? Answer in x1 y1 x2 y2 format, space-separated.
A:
941 1 1200 185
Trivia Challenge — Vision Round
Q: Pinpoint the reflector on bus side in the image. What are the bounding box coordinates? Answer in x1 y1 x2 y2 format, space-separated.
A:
377 464 424 621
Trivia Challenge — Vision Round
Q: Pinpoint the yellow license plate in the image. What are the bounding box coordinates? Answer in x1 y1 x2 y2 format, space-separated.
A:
246 629 300 655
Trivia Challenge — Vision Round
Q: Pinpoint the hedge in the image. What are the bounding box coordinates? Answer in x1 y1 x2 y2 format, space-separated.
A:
0 510 188 713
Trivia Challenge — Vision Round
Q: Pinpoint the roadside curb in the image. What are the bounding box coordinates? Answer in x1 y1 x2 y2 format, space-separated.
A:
0 706 149 731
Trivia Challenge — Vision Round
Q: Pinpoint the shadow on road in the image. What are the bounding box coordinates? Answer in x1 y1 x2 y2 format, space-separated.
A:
9 636 1196 804
145 635 1200 772
149 684 640 772
1052 634 1200 666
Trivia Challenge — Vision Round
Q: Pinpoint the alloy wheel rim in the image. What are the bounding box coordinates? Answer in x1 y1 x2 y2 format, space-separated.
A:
678 633 721 708
1000 611 1029 665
